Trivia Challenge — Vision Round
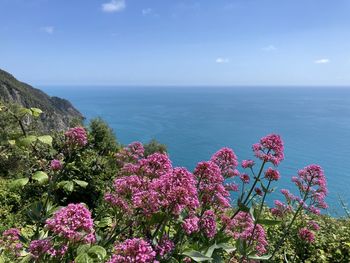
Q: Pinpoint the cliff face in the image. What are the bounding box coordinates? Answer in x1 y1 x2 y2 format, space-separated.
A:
0 69 84 131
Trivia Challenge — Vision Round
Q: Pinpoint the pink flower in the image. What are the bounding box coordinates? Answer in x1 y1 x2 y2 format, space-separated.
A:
308 221 320 231
264 167 280 181
254 187 263 196
64 127 88 147
225 183 239 192
29 239 52 259
116 142 144 165
45 203 95 244
182 216 200 235
225 212 268 255
298 228 315 243
241 160 255 169
0 228 22 257
200 210 217 238
107 238 157 263
156 236 174 257
295 165 328 212
50 159 62 171
210 147 238 178
240 173 250 184
271 200 293 217
194 161 230 208
252 134 284 166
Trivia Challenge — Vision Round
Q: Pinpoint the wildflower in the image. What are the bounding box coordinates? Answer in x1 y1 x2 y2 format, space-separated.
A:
271 200 293 217
136 153 172 179
107 238 156 263
241 159 255 169
240 173 250 184
200 210 217 238
226 212 268 255
264 167 280 181
225 183 239 192
254 187 263 196
298 228 315 243
294 165 328 212
252 134 284 166
194 161 230 208
0 228 22 257
29 239 52 259
116 142 144 165
50 159 62 171
45 203 95 244
308 221 320 231
182 216 200 235
156 236 174 257
64 127 88 147
210 147 239 177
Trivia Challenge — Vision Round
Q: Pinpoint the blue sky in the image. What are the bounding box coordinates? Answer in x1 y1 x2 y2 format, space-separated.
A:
0 0 350 86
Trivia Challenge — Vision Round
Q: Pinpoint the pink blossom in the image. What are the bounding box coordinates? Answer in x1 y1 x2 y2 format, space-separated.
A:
0 228 22 257
107 238 157 263
194 161 230 208
271 200 293 218
156 236 174 257
29 239 52 259
264 167 280 181
240 173 250 184
252 134 284 166
298 228 315 243
241 160 255 169
225 212 268 255
200 210 217 238
254 187 263 196
45 203 95 244
225 183 239 192
116 142 145 165
182 216 200 235
64 127 88 147
210 147 238 177
50 159 62 171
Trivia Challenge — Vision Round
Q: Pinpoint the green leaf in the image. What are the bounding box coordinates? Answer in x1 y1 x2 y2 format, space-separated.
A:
97 217 113 228
182 250 213 262
257 219 282 226
77 244 91 255
19 108 32 116
215 243 235 254
247 254 271 261
8 140 16 145
16 135 37 147
10 178 29 189
73 179 88 188
57 181 74 192
32 171 49 184
30 107 42 117
88 245 107 260
75 253 93 263
19 254 33 263
37 135 52 146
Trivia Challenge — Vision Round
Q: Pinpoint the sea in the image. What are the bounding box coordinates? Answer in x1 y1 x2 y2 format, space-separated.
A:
42 86 350 216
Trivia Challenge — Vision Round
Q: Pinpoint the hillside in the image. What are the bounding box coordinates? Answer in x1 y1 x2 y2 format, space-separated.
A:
0 69 83 131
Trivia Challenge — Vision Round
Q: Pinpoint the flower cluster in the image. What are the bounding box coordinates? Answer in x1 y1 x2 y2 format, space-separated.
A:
252 134 284 166
225 212 268 255
0 228 23 257
298 227 315 243
28 239 52 259
271 200 293 217
64 127 88 147
194 161 230 209
182 216 200 235
115 142 145 165
292 164 328 214
210 147 239 178
264 167 280 181
107 238 157 263
200 210 217 238
45 203 95 244
156 236 174 257
50 159 62 171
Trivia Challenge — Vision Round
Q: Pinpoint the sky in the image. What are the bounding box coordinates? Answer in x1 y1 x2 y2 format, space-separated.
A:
0 0 350 86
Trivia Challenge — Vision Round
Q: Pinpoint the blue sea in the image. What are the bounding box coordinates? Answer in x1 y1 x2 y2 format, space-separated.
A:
42 86 350 216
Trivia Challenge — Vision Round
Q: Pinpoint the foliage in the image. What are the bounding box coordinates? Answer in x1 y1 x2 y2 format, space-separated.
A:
0 103 349 263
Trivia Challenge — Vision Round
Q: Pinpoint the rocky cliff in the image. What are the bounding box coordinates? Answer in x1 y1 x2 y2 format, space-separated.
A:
0 69 84 131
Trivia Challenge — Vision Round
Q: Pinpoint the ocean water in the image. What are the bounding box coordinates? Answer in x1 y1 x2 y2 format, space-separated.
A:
42 86 350 216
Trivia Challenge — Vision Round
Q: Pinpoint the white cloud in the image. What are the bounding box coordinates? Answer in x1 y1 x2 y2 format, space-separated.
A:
142 8 153 15
314 58 330 64
102 0 125 13
41 26 54 34
216 57 230 64
262 45 277 51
